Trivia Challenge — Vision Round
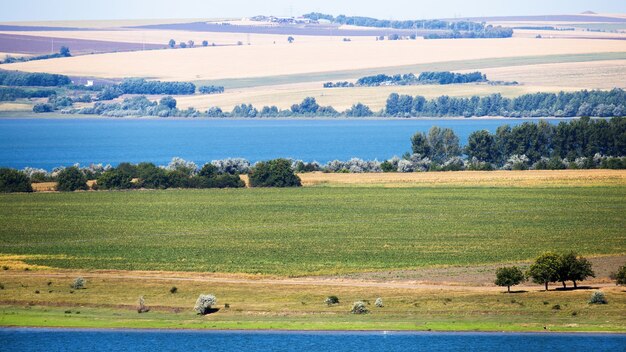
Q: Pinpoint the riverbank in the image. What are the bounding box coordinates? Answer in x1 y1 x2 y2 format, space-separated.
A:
0 270 624 332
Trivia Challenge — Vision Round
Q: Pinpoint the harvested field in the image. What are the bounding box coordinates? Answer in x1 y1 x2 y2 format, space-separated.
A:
463 14 626 23
0 33 164 55
0 102 32 112
297 170 626 188
4 38 625 82
0 19 223 29
175 83 551 112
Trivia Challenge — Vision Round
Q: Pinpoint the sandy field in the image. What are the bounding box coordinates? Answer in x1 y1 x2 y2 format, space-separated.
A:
4 37 626 82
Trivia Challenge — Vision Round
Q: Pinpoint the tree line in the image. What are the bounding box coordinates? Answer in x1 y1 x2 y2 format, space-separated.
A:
325 71 487 88
0 69 71 87
0 87 56 101
496 252 595 292
0 47 71 64
424 25 514 39
0 158 302 193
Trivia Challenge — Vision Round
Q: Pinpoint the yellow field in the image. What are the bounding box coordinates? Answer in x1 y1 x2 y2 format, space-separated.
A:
175 83 557 111
0 18 227 29
0 52 32 58
5 38 626 82
0 102 33 112
297 170 626 188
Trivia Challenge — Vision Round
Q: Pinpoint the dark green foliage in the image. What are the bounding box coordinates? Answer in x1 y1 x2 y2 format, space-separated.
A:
250 159 302 187
323 81 354 88
325 295 340 305
380 160 395 172
495 266 525 293
345 103 373 117
0 87 56 101
527 252 561 291
170 286 178 294
465 130 499 163
136 163 169 189
118 79 195 95
159 96 177 109
96 86 123 101
427 126 461 163
0 70 71 87
425 26 513 39
199 85 225 94
0 168 32 193
557 252 595 289
32 103 54 113
97 166 135 190
56 167 88 192
418 71 486 84
410 131 431 156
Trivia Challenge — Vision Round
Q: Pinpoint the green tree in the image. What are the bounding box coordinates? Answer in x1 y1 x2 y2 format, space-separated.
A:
97 167 134 190
159 96 177 109
527 252 560 291
0 168 32 193
202 40 209 47
495 266 525 293
59 46 71 57
411 131 431 156
558 252 595 289
168 39 176 48
465 130 498 163
56 166 88 192
249 159 301 187
287 36 295 43
427 126 461 163
136 163 169 189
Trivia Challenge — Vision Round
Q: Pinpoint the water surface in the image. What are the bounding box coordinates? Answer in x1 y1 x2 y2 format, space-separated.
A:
0 118 561 169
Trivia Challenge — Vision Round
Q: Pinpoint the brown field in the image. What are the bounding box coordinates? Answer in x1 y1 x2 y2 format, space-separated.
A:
4 38 626 82
0 18 225 29
296 170 626 188
0 102 33 112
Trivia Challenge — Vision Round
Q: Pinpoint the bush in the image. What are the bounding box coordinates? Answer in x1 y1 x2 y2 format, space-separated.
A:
71 277 86 289
0 168 32 193
325 295 340 306
170 286 178 294
375 298 384 308
194 294 217 314
350 301 369 314
249 159 302 187
56 167 88 192
552 304 561 310
589 291 607 304
33 103 54 113
615 265 626 285
97 167 134 190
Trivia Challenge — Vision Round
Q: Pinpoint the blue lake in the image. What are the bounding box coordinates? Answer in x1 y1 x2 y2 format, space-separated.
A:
0 118 562 170
1 328 625 352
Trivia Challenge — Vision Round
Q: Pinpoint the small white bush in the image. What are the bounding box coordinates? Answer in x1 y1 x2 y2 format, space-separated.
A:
589 291 607 305
351 301 369 314
71 277 86 289
375 297 384 308
194 294 217 314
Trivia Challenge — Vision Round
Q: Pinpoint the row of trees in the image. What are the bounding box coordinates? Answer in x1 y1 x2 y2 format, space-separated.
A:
302 12 486 32
325 72 488 88
0 69 71 87
1 47 71 64
385 89 626 117
495 252 596 292
0 87 56 102
1 158 303 193
168 39 215 49
417 71 487 85
118 78 196 95
424 25 513 39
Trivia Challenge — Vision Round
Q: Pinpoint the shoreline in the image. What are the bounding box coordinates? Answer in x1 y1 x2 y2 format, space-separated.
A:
1 326 625 335
0 112 591 121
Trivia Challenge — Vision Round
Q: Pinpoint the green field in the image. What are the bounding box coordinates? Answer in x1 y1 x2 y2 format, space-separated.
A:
1 186 624 276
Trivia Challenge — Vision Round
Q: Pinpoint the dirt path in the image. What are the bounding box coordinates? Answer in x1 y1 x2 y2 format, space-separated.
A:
1 270 618 292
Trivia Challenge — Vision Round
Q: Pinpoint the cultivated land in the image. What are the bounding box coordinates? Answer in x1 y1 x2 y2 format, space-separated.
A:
5 38 626 82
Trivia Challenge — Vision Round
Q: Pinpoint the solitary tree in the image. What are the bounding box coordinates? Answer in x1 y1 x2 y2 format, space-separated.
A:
56 166 88 192
287 36 295 43
179 42 187 48
202 40 209 47
495 266 525 293
187 40 195 48
194 294 217 315
168 39 176 48
527 252 560 291
59 46 71 57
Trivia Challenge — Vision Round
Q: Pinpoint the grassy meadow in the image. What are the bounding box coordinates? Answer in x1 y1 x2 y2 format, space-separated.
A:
1 183 624 276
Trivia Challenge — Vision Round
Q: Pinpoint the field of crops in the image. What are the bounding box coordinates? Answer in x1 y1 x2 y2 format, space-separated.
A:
1 185 624 276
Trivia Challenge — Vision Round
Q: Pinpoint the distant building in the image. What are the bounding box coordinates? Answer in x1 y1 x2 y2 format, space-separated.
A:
85 80 94 87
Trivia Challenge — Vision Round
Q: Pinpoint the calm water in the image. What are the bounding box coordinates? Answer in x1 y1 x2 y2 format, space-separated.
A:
0 118 560 170
2 329 625 352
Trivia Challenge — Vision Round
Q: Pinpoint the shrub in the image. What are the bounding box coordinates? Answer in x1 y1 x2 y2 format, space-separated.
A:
170 286 178 294
325 295 340 306
249 159 301 187
33 103 54 113
56 166 88 192
97 167 134 190
0 168 32 193
71 277 86 289
589 291 607 304
615 265 626 285
350 301 369 314
138 296 150 313
0 283 4 290
194 294 217 314
552 304 561 310
375 298 384 308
